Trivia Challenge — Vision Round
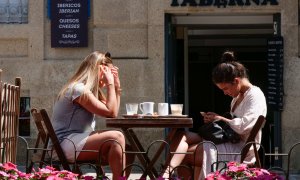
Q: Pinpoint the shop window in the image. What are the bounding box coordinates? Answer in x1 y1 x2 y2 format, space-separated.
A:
19 97 30 136
0 0 28 24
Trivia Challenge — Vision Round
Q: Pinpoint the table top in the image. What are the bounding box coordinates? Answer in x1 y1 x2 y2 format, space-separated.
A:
106 116 193 128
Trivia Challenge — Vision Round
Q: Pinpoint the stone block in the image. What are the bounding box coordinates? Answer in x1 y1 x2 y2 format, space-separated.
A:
282 25 298 57
284 58 300 96
94 28 147 58
129 0 148 25
281 0 298 25
93 0 130 25
148 0 165 26
0 39 28 58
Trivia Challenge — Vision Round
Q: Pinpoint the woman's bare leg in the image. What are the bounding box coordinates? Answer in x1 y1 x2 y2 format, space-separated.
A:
177 141 204 180
124 144 135 178
162 130 202 178
77 130 125 180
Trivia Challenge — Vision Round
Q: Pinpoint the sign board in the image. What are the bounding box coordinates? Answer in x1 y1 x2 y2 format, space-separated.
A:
51 0 88 47
170 0 279 7
267 36 284 110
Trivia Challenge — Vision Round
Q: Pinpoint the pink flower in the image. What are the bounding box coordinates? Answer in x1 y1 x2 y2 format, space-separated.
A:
227 161 237 167
83 176 95 180
45 166 57 171
2 162 17 171
228 165 239 172
205 161 281 180
46 175 65 180
38 167 53 174
0 171 9 177
237 163 248 171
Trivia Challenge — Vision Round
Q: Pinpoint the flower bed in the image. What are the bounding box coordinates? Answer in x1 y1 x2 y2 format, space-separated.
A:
0 161 285 180
206 161 284 180
0 162 96 180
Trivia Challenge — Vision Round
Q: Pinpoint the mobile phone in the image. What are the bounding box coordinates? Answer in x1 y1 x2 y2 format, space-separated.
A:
200 112 206 116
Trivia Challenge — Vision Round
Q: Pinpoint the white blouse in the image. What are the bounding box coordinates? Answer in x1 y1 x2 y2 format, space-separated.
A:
229 85 267 142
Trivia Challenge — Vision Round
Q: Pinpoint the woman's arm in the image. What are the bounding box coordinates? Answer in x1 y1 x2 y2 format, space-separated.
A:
228 89 267 134
74 85 118 118
74 66 119 117
111 65 121 116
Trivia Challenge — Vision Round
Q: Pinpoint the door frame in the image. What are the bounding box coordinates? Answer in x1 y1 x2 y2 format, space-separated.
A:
165 13 283 167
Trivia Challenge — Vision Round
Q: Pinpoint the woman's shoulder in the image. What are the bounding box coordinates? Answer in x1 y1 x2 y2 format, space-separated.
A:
250 85 263 94
71 82 85 90
66 82 85 97
248 85 266 99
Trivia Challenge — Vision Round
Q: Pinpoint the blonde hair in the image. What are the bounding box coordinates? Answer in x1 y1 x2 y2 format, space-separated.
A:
57 51 113 101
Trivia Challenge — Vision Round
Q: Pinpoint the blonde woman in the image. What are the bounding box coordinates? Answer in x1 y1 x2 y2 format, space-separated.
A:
51 51 125 180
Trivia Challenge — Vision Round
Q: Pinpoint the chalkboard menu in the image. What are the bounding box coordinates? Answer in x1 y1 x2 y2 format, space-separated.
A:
51 0 88 47
267 36 284 110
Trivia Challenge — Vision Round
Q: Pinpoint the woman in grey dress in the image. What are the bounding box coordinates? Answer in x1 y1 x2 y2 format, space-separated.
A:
51 51 127 180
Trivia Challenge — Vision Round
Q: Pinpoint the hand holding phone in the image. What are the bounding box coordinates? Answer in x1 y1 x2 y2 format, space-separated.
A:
200 112 206 116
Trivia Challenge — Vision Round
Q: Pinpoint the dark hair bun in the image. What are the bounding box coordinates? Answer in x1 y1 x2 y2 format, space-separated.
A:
221 51 236 63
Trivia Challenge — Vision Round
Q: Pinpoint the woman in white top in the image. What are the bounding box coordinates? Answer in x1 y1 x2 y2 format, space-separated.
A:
162 51 267 180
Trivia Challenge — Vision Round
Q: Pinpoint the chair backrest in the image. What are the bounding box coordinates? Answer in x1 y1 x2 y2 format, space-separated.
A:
240 115 266 167
0 69 21 163
32 108 71 171
29 108 50 172
30 108 106 177
31 108 48 144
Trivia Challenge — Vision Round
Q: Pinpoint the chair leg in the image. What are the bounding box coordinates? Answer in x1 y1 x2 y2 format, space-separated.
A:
72 165 83 176
27 162 34 173
98 166 105 176
53 165 61 171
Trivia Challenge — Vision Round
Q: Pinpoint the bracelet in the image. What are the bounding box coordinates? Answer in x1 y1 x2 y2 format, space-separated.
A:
107 83 114 86
116 88 122 95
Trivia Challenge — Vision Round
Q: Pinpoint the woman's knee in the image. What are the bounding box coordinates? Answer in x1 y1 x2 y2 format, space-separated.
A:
103 130 125 150
112 130 125 145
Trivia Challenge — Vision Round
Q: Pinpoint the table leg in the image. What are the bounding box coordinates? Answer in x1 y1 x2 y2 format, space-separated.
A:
123 129 157 179
142 128 177 178
128 129 159 178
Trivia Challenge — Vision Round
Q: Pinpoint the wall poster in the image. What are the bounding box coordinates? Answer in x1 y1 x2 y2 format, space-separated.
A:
51 0 88 47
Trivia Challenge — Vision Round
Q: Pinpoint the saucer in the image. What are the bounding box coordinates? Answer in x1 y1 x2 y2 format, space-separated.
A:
168 114 188 118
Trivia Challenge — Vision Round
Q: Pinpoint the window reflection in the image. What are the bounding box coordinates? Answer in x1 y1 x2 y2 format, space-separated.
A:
0 0 28 24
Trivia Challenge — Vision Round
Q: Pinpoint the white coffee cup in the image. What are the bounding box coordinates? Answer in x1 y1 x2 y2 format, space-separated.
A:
170 104 183 115
158 103 169 116
139 102 154 115
126 103 138 115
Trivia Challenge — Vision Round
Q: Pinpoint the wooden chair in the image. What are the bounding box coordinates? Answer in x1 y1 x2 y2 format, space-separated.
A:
26 108 52 173
0 69 21 163
28 108 105 177
212 115 266 172
240 115 266 168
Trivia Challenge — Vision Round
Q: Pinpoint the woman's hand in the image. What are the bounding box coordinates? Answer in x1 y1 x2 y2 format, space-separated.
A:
202 112 222 123
111 65 120 89
99 65 114 87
